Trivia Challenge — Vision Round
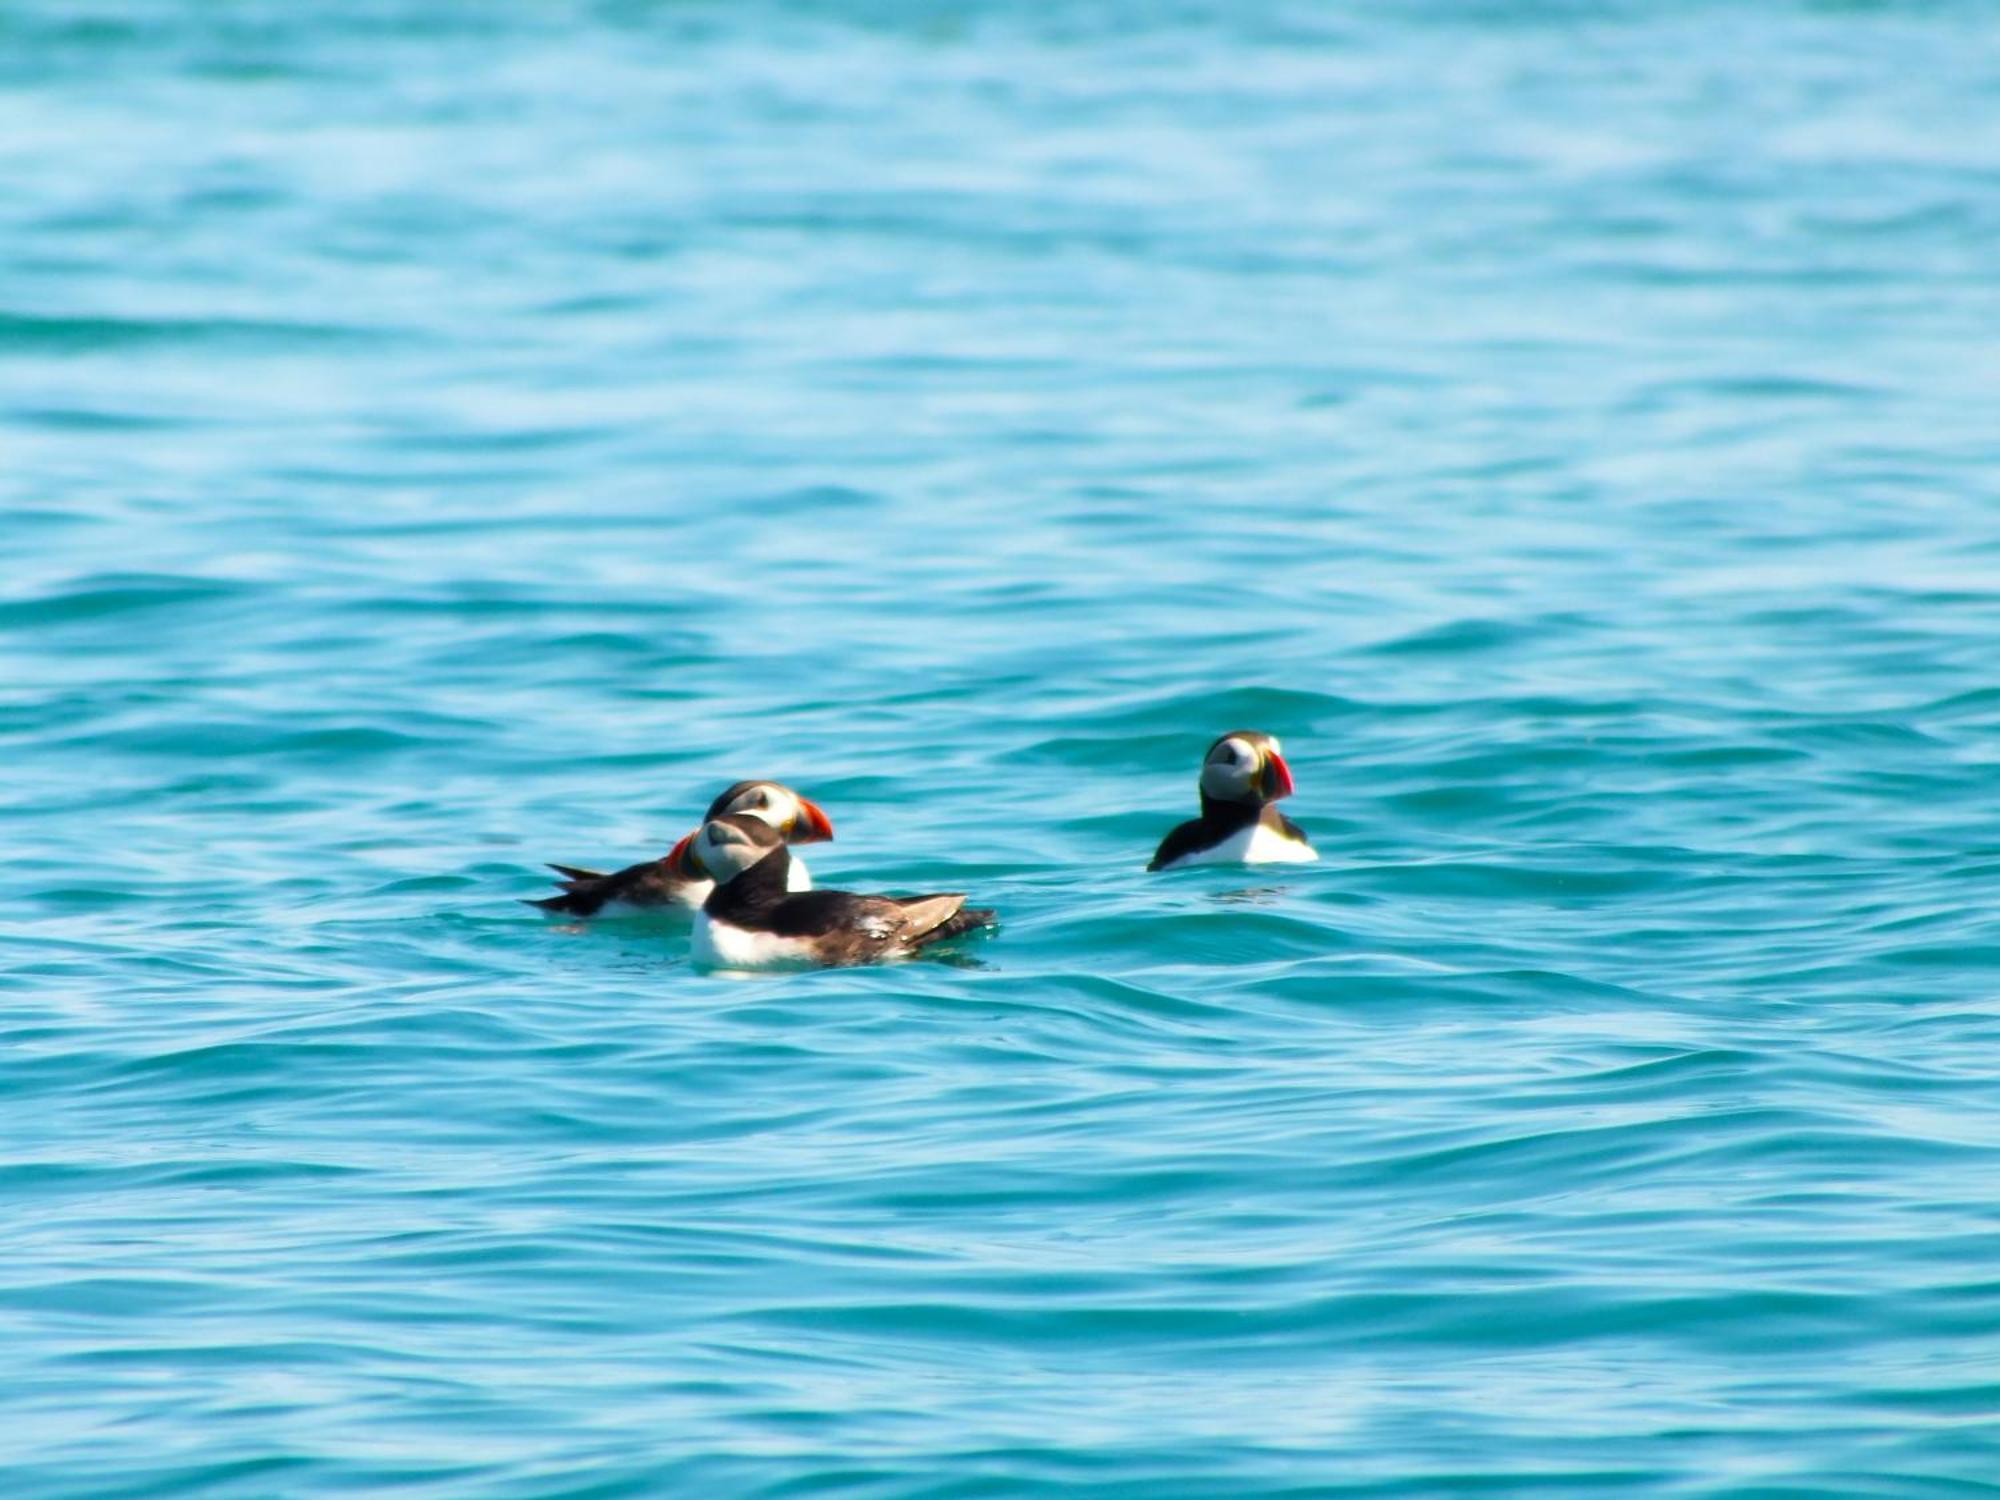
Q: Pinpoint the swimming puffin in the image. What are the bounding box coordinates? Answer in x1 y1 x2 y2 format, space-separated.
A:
529 780 834 917
675 814 996 969
1147 730 1316 871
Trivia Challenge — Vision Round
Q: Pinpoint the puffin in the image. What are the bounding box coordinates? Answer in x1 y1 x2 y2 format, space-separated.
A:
529 780 834 917
674 814 996 969
1147 730 1317 871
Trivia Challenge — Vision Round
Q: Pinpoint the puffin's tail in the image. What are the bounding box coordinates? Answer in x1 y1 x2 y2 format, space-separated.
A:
903 898 997 949
526 863 608 915
524 891 591 915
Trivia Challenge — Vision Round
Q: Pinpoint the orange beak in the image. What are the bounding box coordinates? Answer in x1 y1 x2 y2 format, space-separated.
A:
665 831 699 880
1261 750 1296 801
793 798 835 843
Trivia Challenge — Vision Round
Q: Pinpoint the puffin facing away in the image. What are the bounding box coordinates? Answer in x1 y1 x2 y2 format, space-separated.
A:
676 815 996 969
1148 730 1316 871
530 780 834 917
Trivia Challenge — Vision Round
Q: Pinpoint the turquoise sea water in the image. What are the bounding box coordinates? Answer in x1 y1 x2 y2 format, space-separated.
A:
7 2 2000 1494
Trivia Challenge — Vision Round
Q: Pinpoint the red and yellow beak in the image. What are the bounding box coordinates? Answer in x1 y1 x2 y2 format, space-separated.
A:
791 797 835 844
666 831 701 880
1260 749 1296 801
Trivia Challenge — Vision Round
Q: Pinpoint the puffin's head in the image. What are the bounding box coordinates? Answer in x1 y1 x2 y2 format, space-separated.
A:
1198 730 1296 806
705 780 834 845
670 814 785 883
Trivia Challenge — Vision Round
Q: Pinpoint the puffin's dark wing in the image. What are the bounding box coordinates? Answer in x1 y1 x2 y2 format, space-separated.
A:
763 890 892 938
527 857 686 916
546 863 605 883
749 890 901 965
1147 817 1211 872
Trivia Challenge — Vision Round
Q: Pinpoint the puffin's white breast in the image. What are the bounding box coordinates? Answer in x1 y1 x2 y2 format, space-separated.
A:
691 912 819 970
1163 821 1319 869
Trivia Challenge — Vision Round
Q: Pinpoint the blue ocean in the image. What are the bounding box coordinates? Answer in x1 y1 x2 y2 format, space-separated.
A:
6 2 2000 1494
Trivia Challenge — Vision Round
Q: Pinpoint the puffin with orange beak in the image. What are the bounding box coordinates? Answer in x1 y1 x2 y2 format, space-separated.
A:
1147 731 1316 871
529 780 835 917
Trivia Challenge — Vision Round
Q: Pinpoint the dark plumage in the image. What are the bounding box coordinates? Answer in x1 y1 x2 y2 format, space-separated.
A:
526 854 687 916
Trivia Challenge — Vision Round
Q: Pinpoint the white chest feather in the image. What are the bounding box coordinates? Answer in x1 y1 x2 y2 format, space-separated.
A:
691 912 819 970
1166 821 1319 869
